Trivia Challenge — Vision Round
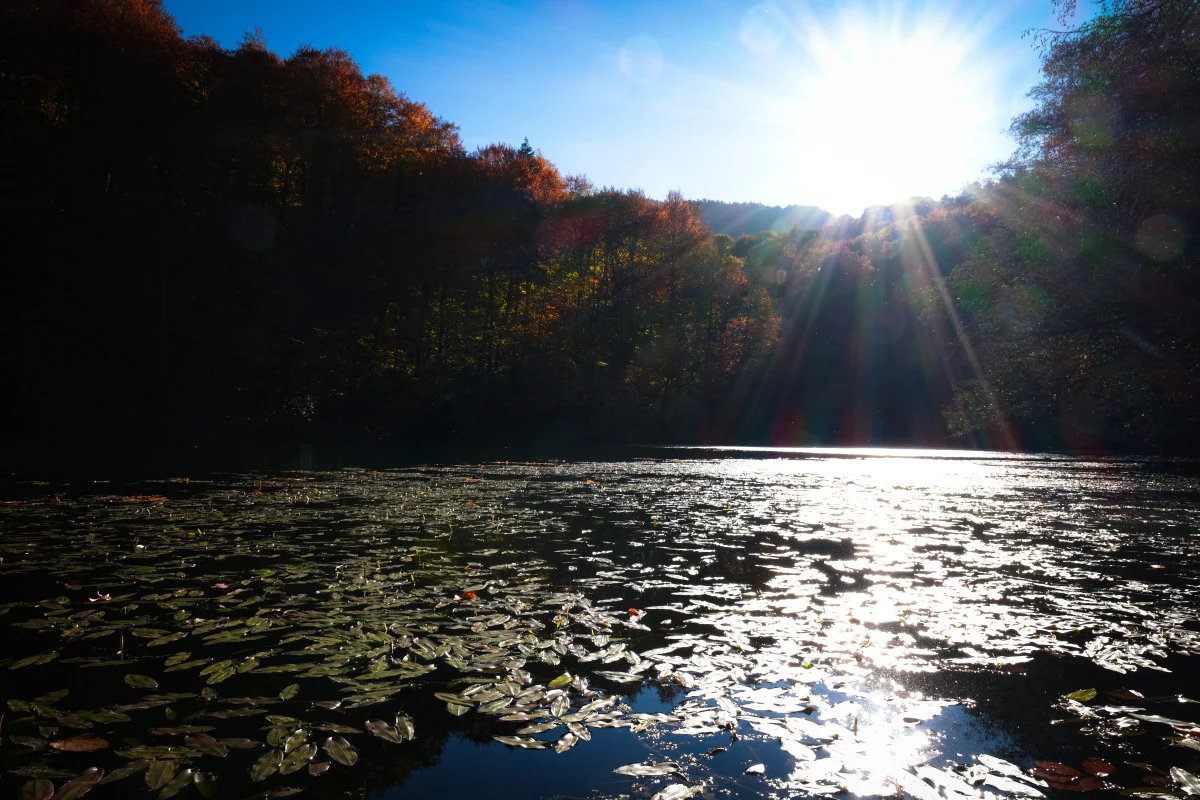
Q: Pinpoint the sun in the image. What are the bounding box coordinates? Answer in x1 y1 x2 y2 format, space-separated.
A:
785 7 1004 215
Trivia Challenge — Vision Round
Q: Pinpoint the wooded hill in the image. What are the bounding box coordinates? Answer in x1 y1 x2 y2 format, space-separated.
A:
2 0 1197 455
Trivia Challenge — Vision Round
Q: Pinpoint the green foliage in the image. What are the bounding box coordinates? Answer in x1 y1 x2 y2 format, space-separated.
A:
942 0 1200 452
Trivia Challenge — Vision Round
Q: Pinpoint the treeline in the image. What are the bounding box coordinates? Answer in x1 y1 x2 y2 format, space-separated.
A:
2 0 1197 453
697 200 831 239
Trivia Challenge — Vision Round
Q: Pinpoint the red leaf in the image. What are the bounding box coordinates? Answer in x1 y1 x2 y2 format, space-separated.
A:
1082 757 1115 777
49 734 109 752
1034 761 1083 779
1044 776 1102 792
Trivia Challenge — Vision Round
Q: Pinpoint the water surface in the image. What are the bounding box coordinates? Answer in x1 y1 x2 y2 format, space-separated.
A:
2 450 1198 799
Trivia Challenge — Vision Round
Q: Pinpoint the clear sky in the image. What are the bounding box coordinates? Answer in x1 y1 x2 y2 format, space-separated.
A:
163 0 1078 216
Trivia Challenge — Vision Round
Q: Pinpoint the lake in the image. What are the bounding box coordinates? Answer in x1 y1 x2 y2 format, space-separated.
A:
2 449 1199 800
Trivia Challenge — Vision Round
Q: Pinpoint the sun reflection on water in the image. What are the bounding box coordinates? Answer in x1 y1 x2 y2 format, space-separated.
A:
1 453 1197 799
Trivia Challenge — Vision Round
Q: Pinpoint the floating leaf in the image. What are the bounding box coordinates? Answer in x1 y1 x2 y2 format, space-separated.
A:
148 632 187 647
1171 767 1200 796
192 772 218 799
1066 688 1098 703
650 784 702 800
185 733 228 758
493 735 548 749
1083 757 1115 777
283 729 307 753
56 714 93 730
204 665 236 685
278 683 299 701
266 728 291 747
97 760 149 786
1035 761 1083 779
8 767 77 781
310 700 341 711
983 774 1046 797
157 768 194 800
150 725 214 736
1045 776 1103 792
163 652 192 667
280 743 317 775
394 715 415 741
220 738 261 750
365 719 404 743
614 762 680 777
10 652 57 671
75 710 132 729
146 760 178 791
18 780 54 800
11 734 47 750
49 767 104 800
978 754 1044 785
308 761 331 777
50 735 108 752
250 749 283 782
124 674 159 690
548 672 572 689
323 736 357 766
35 689 70 706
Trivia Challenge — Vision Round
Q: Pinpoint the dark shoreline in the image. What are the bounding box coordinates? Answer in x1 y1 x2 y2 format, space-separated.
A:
3 434 1195 482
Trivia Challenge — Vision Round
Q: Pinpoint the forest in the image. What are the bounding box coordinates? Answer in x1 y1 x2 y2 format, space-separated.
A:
2 0 1197 455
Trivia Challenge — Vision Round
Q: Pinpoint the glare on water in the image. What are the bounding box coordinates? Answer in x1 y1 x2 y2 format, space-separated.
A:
0 451 1197 799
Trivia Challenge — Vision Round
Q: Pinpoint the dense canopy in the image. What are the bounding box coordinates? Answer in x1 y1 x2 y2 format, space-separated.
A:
1 0 1197 456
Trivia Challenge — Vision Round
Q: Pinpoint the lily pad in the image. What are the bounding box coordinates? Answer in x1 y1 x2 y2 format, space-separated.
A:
49 767 104 800
322 736 358 766
157 768 194 800
192 771 218 799
250 749 283 782
493 735 548 749
185 733 228 757
650 785 702 800
1083 757 1115 777
364 719 404 743
1171 767 1200 796
17 780 54 800
614 762 681 777
280 743 317 775
394 714 416 741
50 735 108 752
124 673 159 690
146 760 178 791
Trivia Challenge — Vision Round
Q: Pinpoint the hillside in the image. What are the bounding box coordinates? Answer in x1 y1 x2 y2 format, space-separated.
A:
697 200 833 238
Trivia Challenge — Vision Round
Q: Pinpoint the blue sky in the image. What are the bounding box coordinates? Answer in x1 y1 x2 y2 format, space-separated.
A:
163 0 1076 215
